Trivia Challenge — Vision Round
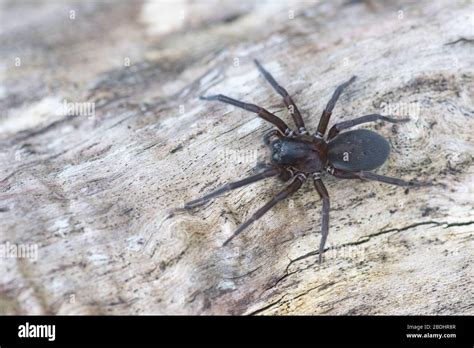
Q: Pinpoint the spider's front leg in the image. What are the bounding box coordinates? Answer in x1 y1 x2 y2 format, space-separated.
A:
254 59 307 134
312 173 330 263
184 166 281 209
222 173 306 246
200 94 292 136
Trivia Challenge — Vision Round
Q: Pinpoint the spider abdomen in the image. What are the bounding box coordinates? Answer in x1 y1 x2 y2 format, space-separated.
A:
327 129 390 171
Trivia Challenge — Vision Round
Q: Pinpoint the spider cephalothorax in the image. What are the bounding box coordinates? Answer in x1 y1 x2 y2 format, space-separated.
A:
184 59 427 262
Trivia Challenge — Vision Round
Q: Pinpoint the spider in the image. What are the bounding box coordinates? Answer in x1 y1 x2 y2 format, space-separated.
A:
184 59 427 263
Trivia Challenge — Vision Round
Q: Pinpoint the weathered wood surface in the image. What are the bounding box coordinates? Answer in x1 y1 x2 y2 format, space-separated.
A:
0 0 473 315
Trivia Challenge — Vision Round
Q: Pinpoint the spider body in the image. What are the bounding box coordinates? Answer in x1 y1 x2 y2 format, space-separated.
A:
270 135 326 174
185 59 426 262
270 128 390 175
327 129 391 172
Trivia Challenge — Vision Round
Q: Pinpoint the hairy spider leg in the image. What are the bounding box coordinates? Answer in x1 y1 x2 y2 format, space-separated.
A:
199 94 291 135
254 59 307 134
313 175 330 263
329 167 429 187
327 114 410 140
316 76 356 137
222 174 306 246
184 167 281 209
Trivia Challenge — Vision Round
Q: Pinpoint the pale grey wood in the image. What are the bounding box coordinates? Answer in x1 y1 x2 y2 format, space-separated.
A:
0 0 473 315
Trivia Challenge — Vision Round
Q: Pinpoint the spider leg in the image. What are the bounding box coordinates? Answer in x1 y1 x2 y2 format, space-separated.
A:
254 59 306 134
222 173 306 246
184 167 280 209
329 167 430 187
313 174 330 263
316 76 356 138
200 94 291 135
263 129 283 145
327 114 410 140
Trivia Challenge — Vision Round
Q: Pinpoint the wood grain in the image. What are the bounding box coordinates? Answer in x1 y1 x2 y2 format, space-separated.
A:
0 0 473 315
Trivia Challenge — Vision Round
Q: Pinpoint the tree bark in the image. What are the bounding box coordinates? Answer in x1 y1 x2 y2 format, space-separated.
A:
0 0 473 315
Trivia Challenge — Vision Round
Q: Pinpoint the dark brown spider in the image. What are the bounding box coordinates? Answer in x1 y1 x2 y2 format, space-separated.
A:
184 59 428 262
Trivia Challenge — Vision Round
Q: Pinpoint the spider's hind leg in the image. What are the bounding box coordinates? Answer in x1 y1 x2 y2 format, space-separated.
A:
329 167 430 187
316 76 356 137
313 175 330 264
327 114 410 140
